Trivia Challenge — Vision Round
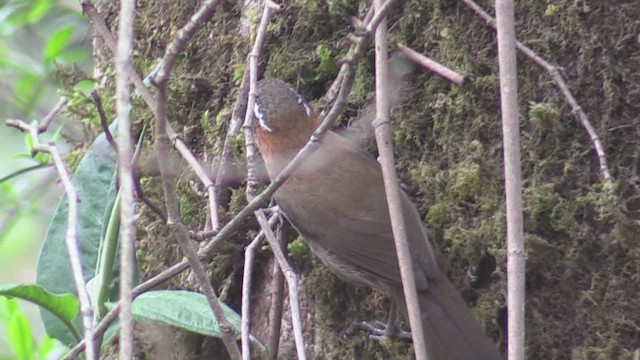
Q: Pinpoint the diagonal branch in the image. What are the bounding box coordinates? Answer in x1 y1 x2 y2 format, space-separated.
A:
459 0 613 184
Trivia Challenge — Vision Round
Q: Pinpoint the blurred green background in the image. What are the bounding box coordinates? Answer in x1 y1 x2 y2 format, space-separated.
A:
0 0 92 356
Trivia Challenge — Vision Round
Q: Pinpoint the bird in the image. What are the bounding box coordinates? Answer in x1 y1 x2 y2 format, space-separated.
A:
253 78 503 360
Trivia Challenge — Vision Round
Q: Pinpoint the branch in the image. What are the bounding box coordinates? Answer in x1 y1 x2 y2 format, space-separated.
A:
267 220 288 360
372 1 428 358
494 0 525 358
6 98 97 360
459 0 613 184
255 210 306 360
150 0 241 357
397 44 466 86
114 0 137 356
90 90 118 152
241 210 281 359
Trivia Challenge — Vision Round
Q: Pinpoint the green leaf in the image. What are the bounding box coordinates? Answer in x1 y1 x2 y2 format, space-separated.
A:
0 284 78 324
130 290 263 350
36 125 119 347
0 298 34 360
45 27 74 62
25 0 53 24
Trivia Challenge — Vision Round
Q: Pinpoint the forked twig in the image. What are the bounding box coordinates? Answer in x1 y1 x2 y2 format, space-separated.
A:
241 210 282 359
255 209 306 360
6 99 97 360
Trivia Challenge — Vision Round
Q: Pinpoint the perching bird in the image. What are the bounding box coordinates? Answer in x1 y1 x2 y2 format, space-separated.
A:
253 78 502 360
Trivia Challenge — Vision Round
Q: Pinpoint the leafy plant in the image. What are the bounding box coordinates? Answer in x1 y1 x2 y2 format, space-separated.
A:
0 296 67 360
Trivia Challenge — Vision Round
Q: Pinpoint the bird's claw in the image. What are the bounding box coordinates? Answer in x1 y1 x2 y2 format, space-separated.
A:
356 320 412 341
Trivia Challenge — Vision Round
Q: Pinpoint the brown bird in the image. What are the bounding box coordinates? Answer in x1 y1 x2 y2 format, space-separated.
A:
254 78 502 360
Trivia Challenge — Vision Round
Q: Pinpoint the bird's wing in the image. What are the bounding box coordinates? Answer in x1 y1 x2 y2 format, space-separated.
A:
275 132 439 289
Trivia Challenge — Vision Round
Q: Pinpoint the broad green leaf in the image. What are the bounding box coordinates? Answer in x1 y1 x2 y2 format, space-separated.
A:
131 290 243 338
0 284 78 323
36 126 119 347
45 27 74 62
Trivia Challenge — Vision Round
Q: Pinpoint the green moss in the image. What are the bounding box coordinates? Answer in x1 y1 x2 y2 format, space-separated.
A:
426 203 448 230
450 162 482 202
287 236 311 268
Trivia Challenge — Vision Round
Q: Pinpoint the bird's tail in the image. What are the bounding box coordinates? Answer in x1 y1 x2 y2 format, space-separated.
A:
415 278 503 360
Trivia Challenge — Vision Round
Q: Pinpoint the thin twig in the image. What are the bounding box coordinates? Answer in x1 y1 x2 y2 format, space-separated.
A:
494 0 525 358
397 44 466 86
114 0 137 356
266 219 287 360
214 67 249 205
241 1 284 201
171 133 220 231
153 0 223 86
239 2 291 358
38 97 69 134
459 0 613 184
90 90 118 152
241 234 263 360
372 0 428 358
255 210 306 360
134 177 168 223
82 2 157 112
241 211 281 360
6 100 97 360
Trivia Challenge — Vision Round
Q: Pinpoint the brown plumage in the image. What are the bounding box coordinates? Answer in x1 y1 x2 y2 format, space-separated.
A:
254 78 503 360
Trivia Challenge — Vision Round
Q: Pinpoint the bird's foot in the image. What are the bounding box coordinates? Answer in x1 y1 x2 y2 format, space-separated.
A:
355 320 412 341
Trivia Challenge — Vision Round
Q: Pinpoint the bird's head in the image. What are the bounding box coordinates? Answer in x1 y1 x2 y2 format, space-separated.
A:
254 79 320 158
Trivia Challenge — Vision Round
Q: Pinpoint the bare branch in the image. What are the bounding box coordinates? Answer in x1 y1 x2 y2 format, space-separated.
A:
255 209 306 360
241 211 281 360
38 98 69 134
267 220 288 360
459 0 613 184
90 90 118 152
495 0 525 358
114 0 138 356
238 2 296 358
148 0 241 357
372 1 428 358
241 234 263 360
154 0 224 87
241 1 283 201
397 44 466 86
171 133 221 231
6 106 97 360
